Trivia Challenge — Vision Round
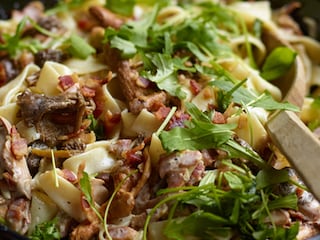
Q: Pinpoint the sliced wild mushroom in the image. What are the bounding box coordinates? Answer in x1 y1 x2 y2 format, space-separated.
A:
17 89 91 147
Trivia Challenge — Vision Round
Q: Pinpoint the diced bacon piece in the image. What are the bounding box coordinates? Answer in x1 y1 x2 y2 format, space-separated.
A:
58 75 75 91
61 169 78 184
190 79 202 95
10 127 28 160
159 150 204 187
212 111 226 124
154 106 171 121
81 85 96 98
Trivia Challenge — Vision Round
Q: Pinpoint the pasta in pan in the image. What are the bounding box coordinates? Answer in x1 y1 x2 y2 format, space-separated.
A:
0 1 320 240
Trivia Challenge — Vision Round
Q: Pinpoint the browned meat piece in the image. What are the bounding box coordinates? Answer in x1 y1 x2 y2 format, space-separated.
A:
107 189 135 221
89 6 125 29
6 198 30 235
108 139 133 159
34 49 68 67
0 117 31 199
117 61 140 102
17 89 91 147
70 221 100 240
0 60 20 87
104 46 168 114
129 212 147 230
129 91 167 114
108 226 139 240
159 150 205 188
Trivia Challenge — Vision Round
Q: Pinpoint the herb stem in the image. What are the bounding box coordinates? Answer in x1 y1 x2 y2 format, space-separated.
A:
51 149 59 188
156 106 177 136
103 170 138 240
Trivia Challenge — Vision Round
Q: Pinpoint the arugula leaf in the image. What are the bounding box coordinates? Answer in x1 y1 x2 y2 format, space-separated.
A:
213 78 251 112
249 92 299 112
46 0 86 14
211 79 299 112
199 170 218 186
223 171 244 190
104 4 158 57
66 34 96 59
252 222 299 240
142 53 187 98
159 102 267 168
88 114 105 140
0 17 27 57
159 121 236 152
185 101 212 123
30 218 60 240
79 172 103 222
195 1 239 35
256 168 290 190
144 158 297 240
106 0 136 16
220 140 267 169
106 0 170 16
268 194 298 211
110 36 137 58
260 47 297 81
159 103 235 151
164 211 232 240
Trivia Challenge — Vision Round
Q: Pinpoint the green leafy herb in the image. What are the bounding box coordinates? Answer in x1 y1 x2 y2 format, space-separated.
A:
240 17 257 69
249 92 299 112
79 172 103 222
211 79 299 112
159 121 235 151
30 218 60 240
143 164 298 240
199 170 218 186
104 4 158 57
260 47 297 81
106 0 136 16
164 211 232 240
159 103 236 152
256 168 291 189
159 102 268 168
220 139 267 169
66 34 96 59
88 114 105 140
142 53 187 98
253 19 263 38
0 18 27 57
268 194 298 211
46 0 86 14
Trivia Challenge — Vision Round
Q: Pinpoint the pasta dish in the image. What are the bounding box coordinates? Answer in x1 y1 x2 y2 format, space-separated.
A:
1 0 320 239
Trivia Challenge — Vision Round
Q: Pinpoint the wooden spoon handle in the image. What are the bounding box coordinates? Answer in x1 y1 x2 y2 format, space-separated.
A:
267 110 320 200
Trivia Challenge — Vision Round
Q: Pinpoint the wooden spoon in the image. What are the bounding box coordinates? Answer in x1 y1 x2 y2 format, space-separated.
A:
264 32 320 201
